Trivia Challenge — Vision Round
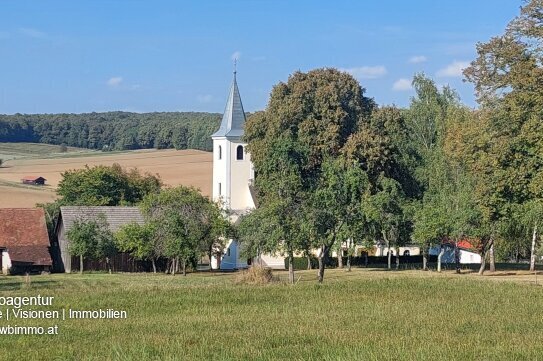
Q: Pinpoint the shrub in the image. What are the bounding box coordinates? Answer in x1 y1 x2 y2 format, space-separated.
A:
234 266 275 285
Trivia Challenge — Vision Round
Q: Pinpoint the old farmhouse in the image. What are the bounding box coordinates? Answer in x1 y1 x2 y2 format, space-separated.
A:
0 208 52 274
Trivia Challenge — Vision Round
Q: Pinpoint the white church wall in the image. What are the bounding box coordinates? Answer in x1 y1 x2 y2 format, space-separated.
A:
229 141 255 211
212 137 229 205
217 239 248 270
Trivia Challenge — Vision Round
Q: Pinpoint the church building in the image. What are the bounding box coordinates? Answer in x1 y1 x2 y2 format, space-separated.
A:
210 71 284 270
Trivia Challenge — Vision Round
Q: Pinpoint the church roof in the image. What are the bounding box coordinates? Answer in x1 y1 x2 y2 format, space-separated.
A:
211 72 246 138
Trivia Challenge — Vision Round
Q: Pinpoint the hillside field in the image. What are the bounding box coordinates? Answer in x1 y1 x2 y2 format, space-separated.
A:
0 143 212 208
0 268 542 360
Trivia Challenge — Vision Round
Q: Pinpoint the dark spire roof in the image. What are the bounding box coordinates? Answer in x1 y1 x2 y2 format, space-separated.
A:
211 71 246 138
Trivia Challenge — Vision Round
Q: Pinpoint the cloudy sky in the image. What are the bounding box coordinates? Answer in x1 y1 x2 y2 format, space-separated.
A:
0 0 521 114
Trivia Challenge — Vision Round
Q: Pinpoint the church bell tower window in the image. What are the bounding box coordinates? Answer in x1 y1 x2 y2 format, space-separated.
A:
236 145 244 160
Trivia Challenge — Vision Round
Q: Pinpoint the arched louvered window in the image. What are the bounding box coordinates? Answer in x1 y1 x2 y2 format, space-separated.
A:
236 145 244 160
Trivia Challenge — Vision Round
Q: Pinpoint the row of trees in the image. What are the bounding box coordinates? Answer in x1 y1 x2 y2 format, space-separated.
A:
67 186 230 275
0 111 220 151
235 0 543 284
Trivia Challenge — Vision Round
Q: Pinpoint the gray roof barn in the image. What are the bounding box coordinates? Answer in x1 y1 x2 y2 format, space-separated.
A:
211 71 246 138
59 206 144 233
55 206 145 273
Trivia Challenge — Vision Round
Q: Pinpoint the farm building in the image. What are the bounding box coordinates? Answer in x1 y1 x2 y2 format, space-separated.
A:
429 240 482 264
55 206 145 273
0 208 52 274
21 176 47 185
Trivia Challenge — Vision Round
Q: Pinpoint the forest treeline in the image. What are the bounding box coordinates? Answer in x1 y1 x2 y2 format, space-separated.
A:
0 111 220 151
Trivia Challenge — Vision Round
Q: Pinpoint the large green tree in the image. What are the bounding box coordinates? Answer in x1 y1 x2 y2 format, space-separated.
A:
245 68 399 283
140 186 225 276
66 214 115 274
463 0 543 271
115 222 160 273
58 163 161 206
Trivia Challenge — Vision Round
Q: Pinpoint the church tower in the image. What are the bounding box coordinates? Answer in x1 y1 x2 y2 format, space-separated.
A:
211 70 255 270
211 70 255 218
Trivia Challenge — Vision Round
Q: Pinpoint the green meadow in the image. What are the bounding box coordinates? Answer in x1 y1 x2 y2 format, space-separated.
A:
0 269 542 361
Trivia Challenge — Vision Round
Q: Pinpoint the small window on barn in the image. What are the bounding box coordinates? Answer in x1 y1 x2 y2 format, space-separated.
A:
236 145 244 160
403 250 410 256
218 145 222 160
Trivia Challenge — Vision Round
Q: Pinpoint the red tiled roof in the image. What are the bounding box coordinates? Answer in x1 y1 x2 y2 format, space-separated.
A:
441 238 478 251
0 208 52 266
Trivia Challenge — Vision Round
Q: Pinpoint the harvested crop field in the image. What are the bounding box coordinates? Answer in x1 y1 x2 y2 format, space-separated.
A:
0 146 212 207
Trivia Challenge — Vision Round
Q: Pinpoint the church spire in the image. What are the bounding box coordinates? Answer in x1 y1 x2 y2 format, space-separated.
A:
211 68 246 138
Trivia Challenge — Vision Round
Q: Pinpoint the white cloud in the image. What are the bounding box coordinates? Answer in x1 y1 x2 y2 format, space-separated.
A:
436 61 470 77
341 65 387 79
197 94 213 103
231 51 241 61
107 77 123 87
409 55 427 64
19 27 46 38
392 78 412 91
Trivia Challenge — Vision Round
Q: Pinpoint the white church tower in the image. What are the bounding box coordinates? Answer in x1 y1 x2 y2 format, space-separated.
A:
211 70 255 270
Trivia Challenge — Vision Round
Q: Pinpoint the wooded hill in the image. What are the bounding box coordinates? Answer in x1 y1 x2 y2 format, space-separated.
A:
0 111 221 152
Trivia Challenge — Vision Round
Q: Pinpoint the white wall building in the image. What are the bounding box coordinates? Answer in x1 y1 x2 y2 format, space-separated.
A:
211 71 259 270
429 244 482 264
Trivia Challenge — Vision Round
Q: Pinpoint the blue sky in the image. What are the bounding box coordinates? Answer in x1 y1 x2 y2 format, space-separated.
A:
0 0 521 114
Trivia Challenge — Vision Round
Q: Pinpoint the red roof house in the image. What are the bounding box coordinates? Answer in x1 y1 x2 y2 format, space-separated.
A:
0 208 52 274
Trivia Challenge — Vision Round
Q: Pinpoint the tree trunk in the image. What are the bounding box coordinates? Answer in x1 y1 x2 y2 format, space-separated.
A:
478 248 487 275
317 245 329 283
79 255 84 274
347 254 352 272
317 257 325 283
337 249 343 269
364 252 368 268
454 240 461 274
395 246 400 270
386 240 392 270
208 248 213 271
489 241 496 272
182 259 187 276
151 258 157 273
288 255 294 284
307 255 312 270
530 223 538 272
437 247 444 273
422 246 428 271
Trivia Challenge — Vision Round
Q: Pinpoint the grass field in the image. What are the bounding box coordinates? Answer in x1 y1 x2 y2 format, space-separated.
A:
0 268 542 360
0 143 212 208
0 142 95 161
